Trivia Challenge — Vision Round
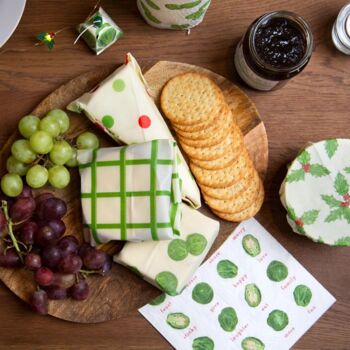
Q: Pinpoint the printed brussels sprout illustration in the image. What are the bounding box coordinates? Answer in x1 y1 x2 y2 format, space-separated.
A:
149 293 166 306
218 307 238 332
242 234 261 257
166 312 190 329
267 310 289 331
241 337 265 350
192 336 215 350
266 260 288 282
186 233 208 256
217 259 238 279
244 284 262 307
155 271 178 296
192 282 214 304
168 238 188 261
293 284 312 307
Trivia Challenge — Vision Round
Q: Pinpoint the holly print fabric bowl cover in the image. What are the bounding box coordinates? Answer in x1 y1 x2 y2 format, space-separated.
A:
280 139 350 246
78 139 182 245
137 0 211 31
67 53 201 209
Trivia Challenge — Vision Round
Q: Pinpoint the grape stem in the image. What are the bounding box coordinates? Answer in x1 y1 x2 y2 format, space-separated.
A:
79 269 98 278
1 200 23 262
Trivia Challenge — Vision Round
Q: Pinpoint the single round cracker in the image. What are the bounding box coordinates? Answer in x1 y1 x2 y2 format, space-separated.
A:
179 129 234 161
172 119 212 133
175 105 232 141
190 150 252 188
201 166 258 200
190 123 245 169
203 173 261 213
212 182 265 222
191 151 237 170
161 72 226 126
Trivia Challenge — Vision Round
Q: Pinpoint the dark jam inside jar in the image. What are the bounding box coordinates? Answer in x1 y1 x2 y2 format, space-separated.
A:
254 18 307 69
238 11 313 85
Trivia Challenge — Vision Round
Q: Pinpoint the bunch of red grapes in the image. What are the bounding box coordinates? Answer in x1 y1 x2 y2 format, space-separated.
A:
0 186 112 315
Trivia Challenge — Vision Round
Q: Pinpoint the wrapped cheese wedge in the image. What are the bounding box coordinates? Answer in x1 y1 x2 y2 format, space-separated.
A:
114 203 219 295
280 138 350 246
67 53 201 209
78 139 182 245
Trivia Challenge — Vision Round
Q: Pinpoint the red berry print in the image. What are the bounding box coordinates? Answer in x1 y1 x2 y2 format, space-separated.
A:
302 164 311 173
295 218 304 227
341 201 350 207
344 193 350 202
138 115 151 129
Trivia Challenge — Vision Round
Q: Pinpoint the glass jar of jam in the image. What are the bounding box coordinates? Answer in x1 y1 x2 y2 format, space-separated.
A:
234 11 314 91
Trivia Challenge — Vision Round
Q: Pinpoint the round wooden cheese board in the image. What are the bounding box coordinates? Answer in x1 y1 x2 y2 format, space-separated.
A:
0 61 268 323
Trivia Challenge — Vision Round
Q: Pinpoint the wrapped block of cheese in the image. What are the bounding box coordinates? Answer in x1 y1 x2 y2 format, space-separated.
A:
67 53 201 209
280 138 350 246
78 139 182 245
114 203 220 295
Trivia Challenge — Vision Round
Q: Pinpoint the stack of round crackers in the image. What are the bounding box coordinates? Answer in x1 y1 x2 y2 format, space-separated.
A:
160 72 264 222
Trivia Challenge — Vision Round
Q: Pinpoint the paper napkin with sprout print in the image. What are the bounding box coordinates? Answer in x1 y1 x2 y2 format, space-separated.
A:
78 139 182 245
139 218 335 350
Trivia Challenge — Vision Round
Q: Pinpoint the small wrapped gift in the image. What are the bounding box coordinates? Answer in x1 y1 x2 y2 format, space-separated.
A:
78 139 182 245
114 203 220 295
77 7 123 55
67 53 201 209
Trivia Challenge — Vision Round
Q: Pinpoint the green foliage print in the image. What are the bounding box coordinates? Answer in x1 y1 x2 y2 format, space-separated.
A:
145 0 160 10
286 150 330 183
334 236 350 246
321 173 350 224
345 167 350 174
166 1 201 10
287 207 319 235
186 0 211 20
170 24 190 30
141 1 161 23
325 139 339 158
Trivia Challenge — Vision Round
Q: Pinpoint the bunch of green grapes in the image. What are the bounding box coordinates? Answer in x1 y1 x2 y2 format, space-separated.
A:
1 109 99 197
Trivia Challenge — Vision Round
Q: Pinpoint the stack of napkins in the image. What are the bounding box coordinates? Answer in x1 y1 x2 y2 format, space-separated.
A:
68 53 201 209
78 139 182 244
114 204 220 295
140 219 335 350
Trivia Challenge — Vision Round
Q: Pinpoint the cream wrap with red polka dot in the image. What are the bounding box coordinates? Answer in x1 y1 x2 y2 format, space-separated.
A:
67 53 201 208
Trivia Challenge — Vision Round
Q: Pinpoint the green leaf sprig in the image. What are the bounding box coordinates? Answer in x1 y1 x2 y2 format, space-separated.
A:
286 150 330 183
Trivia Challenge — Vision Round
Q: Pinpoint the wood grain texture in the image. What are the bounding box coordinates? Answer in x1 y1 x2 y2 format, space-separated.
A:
0 0 349 348
0 60 267 323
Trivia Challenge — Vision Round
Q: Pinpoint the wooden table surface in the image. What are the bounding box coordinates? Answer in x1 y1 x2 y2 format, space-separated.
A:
0 0 349 349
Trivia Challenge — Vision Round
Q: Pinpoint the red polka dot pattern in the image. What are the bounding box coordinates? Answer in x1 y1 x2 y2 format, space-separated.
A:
138 115 151 129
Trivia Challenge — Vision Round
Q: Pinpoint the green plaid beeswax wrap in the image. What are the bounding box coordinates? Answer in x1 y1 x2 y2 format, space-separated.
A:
78 139 182 245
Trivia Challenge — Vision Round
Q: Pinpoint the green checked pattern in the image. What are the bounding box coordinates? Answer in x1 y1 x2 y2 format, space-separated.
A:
78 139 182 245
